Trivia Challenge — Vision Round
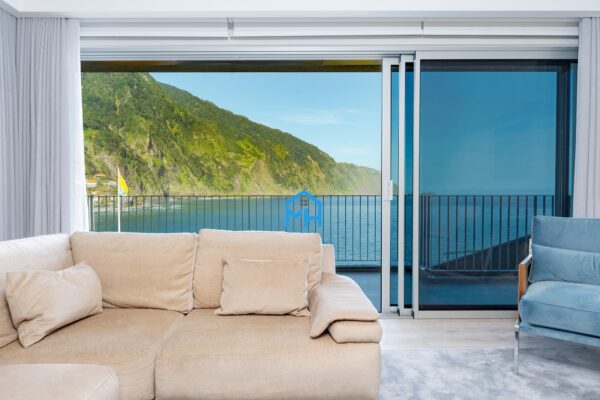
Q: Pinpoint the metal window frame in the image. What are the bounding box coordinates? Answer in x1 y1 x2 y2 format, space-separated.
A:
397 54 415 317
79 47 577 318
380 57 395 314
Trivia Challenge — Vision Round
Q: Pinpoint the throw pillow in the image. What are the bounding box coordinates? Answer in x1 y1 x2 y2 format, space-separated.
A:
5 262 103 348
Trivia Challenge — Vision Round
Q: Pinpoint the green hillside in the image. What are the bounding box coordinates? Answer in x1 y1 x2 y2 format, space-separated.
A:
82 72 380 196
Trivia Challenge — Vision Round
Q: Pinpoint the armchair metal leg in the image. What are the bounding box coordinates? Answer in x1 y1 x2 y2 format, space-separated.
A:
513 323 520 374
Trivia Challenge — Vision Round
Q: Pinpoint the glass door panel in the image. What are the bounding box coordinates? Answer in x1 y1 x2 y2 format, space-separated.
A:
416 60 576 310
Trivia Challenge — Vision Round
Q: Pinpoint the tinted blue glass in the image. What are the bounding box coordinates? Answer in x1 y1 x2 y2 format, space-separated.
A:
418 61 575 309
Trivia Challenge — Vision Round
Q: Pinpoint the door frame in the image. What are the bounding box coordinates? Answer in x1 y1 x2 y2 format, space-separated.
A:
411 49 576 318
380 57 395 314
381 54 414 315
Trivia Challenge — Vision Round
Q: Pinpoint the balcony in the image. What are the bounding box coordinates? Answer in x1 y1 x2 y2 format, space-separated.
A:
88 194 556 308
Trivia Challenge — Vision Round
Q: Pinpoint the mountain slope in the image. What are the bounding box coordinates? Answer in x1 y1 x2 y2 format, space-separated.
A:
82 72 380 195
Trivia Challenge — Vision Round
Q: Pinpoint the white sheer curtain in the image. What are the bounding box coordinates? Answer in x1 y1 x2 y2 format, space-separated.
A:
573 17 600 217
0 10 18 241
0 12 88 241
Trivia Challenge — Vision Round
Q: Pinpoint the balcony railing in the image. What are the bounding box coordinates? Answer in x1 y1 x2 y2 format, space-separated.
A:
417 194 555 273
88 194 556 272
88 195 382 266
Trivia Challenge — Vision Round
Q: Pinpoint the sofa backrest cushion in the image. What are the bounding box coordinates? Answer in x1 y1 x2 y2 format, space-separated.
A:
0 234 73 348
70 231 197 312
531 216 600 285
194 229 322 308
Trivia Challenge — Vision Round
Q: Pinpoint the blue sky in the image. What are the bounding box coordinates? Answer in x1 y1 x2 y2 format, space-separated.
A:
152 72 382 170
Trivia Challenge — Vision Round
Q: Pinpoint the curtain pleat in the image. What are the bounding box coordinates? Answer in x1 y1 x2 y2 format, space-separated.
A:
574 18 600 217
0 10 88 240
0 10 18 240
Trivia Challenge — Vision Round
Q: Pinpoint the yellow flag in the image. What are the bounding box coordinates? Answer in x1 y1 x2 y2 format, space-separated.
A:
117 169 129 196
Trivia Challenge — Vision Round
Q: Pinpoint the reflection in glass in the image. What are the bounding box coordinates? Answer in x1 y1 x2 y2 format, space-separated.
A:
418 61 576 309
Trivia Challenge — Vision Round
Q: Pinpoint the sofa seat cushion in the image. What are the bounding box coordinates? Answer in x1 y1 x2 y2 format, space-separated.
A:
520 281 600 338
155 309 380 400
0 309 183 400
0 364 119 400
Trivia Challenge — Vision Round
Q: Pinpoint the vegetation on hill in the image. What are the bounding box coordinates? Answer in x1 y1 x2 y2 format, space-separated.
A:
82 72 380 196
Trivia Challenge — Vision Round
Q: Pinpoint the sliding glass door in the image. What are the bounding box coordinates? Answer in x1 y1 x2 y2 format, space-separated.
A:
412 58 576 311
82 56 576 315
386 57 414 314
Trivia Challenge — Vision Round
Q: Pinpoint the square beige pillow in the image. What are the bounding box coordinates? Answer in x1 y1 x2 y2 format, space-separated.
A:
216 257 310 316
5 262 103 348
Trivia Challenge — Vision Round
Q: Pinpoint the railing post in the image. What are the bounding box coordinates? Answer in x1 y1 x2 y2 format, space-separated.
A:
88 195 94 231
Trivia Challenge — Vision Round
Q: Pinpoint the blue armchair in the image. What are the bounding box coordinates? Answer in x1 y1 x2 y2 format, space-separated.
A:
515 216 600 373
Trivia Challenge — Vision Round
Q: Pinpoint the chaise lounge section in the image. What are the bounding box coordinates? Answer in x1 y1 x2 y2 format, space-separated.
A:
0 230 381 400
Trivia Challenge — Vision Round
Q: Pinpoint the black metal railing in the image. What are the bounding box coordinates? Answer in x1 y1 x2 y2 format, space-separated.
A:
88 195 381 265
418 194 555 272
88 194 556 271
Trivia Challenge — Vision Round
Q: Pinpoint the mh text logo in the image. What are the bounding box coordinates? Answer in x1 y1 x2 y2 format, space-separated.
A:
285 190 323 228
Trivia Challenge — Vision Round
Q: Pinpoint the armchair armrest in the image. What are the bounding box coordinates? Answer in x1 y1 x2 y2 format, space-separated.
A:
517 254 532 318
308 273 379 340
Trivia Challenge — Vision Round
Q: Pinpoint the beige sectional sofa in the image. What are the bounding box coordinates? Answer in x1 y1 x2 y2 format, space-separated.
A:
0 230 381 400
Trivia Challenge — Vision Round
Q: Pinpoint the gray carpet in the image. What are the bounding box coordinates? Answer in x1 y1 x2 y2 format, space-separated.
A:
380 343 600 399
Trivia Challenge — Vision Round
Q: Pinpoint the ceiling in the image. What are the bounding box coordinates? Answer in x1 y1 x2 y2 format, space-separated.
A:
1 1 592 60
1 0 600 19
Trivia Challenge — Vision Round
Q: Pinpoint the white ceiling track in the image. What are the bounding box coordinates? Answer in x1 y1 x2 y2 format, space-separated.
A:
80 18 580 60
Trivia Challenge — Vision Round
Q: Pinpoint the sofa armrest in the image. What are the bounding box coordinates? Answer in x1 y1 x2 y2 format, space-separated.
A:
308 273 378 339
517 254 532 319
328 320 382 344
322 244 335 274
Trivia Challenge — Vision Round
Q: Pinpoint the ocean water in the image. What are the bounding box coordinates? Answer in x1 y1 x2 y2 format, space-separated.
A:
90 194 554 270
91 195 383 265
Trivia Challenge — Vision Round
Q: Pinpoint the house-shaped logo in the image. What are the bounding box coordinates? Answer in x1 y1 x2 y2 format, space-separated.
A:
285 190 323 228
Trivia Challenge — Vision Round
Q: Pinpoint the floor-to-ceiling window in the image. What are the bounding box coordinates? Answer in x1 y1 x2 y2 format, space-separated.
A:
415 60 576 310
82 61 383 309
81 57 576 314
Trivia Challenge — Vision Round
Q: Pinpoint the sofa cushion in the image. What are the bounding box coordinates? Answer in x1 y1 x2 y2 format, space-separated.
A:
6 263 103 347
71 231 197 312
322 244 336 274
308 273 379 338
0 364 119 400
155 309 380 400
0 234 73 348
520 281 600 338
194 229 322 308
530 244 600 285
328 320 382 344
533 216 600 253
216 257 310 316
0 308 183 400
